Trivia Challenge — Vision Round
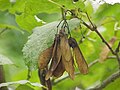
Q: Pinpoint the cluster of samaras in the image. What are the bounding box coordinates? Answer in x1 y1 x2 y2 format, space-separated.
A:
38 29 88 80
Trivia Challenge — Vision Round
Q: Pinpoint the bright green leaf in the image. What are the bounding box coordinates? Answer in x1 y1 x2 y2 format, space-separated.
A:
84 1 94 15
0 0 11 11
9 0 26 14
16 14 43 31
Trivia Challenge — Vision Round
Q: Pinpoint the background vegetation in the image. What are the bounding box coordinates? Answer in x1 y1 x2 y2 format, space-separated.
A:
0 0 120 90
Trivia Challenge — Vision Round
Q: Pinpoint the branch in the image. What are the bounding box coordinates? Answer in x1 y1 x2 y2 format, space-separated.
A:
81 20 115 55
80 18 120 70
89 71 120 90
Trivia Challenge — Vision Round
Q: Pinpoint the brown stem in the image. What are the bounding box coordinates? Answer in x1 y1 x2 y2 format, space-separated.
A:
81 18 120 70
89 71 120 90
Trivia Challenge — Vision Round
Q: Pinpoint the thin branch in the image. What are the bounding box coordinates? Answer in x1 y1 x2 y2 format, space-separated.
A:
48 0 65 10
53 56 116 85
89 70 120 90
79 16 120 70
81 20 115 55
85 12 94 28
115 41 120 53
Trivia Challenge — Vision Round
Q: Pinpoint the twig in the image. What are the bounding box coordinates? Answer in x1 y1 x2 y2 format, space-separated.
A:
78 16 120 70
115 41 120 53
53 56 116 85
81 20 115 55
89 70 120 90
48 0 65 9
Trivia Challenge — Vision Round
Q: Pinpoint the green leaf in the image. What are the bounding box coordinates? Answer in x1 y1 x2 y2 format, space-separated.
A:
9 0 26 14
0 54 13 65
9 0 85 31
0 0 11 11
22 18 80 70
94 3 120 22
15 14 43 31
83 1 94 15
9 0 85 15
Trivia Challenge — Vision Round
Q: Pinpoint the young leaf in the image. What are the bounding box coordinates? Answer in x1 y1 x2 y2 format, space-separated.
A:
68 37 88 74
99 37 116 63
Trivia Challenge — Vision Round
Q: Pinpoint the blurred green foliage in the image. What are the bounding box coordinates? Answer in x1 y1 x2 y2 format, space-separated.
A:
0 0 120 90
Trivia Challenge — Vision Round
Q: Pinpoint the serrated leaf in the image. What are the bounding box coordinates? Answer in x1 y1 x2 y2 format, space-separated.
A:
22 18 80 70
0 54 13 65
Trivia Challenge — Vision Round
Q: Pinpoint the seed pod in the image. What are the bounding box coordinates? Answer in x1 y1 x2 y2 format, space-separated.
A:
99 37 116 63
62 56 75 80
59 29 73 62
51 34 60 59
38 45 53 69
53 58 65 78
68 37 88 74
59 29 75 79
45 35 61 80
